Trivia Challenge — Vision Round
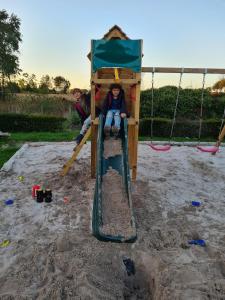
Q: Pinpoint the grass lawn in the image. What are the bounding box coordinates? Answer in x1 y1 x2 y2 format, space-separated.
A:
0 130 218 168
0 147 20 168
0 130 79 168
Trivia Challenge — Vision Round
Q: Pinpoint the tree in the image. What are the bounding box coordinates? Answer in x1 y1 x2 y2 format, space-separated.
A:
39 74 52 93
53 76 71 93
213 78 225 93
16 73 37 92
0 10 22 97
5 81 20 93
26 73 38 91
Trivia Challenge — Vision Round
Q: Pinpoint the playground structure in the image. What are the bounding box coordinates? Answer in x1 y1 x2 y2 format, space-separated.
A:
61 25 225 179
61 25 142 180
2 26 225 297
59 25 225 242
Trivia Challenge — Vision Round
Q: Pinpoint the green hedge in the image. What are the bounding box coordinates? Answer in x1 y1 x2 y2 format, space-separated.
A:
139 117 222 138
0 113 66 132
140 87 225 120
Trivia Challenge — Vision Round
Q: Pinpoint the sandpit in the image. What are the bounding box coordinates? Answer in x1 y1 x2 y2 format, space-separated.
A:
1 141 225 299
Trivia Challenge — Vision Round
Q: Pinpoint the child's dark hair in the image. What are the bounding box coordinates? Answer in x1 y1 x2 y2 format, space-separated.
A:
72 88 82 94
109 83 122 91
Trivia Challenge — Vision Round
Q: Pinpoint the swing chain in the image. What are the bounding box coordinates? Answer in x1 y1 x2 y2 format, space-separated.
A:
169 68 184 140
150 67 155 142
198 68 207 142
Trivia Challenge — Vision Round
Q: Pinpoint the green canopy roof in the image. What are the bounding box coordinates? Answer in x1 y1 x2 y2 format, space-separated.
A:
91 39 142 73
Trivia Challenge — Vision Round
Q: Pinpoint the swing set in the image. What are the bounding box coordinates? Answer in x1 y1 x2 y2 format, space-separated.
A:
61 26 225 181
144 67 225 153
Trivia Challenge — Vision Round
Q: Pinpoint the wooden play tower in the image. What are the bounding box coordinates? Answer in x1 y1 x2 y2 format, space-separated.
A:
89 25 142 180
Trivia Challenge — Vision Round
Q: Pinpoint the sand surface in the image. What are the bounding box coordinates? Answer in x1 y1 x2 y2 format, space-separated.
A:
1 142 225 299
101 167 134 238
103 138 122 159
102 138 134 238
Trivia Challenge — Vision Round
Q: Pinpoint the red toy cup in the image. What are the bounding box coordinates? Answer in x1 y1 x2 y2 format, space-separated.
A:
32 185 41 198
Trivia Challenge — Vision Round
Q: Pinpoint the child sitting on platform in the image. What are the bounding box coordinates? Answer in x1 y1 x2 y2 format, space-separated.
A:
102 84 127 138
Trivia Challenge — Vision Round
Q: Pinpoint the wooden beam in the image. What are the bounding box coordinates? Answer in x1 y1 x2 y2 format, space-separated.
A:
91 124 98 178
91 81 96 120
60 127 91 176
91 79 140 85
128 124 135 169
218 125 225 142
132 73 141 180
142 67 225 75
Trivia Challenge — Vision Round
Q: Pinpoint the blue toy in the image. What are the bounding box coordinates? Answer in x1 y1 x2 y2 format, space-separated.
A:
192 201 201 207
188 239 206 247
5 199 14 205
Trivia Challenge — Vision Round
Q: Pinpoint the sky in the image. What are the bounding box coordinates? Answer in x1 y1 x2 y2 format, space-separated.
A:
1 0 225 89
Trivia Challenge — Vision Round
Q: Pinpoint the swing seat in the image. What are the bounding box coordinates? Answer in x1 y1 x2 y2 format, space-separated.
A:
196 145 219 153
148 144 171 152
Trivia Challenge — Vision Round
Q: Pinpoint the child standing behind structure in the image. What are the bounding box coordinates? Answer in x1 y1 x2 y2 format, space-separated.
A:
72 87 101 145
102 84 127 138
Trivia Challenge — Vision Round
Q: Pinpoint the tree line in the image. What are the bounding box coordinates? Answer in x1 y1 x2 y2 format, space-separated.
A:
6 73 71 94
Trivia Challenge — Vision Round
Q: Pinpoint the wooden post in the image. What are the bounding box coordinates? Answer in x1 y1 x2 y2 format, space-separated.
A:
132 73 141 180
214 124 225 150
128 124 134 167
91 77 97 178
218 124 225 143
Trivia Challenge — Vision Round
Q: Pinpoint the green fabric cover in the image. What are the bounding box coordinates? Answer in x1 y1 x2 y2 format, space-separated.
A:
91 39 142 73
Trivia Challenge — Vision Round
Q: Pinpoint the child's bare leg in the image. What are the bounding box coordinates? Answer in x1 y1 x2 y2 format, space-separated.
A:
80 115 91 135
74 115 91 145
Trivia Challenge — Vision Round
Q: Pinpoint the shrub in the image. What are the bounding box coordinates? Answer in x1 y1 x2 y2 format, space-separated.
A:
0 113 66 132
139 117 222 138
140 87 225 120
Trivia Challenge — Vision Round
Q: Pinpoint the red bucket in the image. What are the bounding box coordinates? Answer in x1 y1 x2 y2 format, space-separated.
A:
32 185 41 198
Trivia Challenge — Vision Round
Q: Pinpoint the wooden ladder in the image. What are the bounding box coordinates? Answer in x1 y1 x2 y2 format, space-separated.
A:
60 127 92 176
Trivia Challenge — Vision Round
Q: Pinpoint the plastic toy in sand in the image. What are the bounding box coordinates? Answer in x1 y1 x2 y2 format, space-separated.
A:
45 189 52 203
0 240 10 248
36 189 53 203
63 196 70 204
122 257 135 276
192 201 201 207
18 176 24 182
5 199 14 205
188 239 206 247
36 189 44 203
32 185 41 198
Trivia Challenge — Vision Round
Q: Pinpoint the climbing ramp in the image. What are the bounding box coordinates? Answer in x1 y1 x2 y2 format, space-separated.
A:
92 115 136 243
60 127 91 176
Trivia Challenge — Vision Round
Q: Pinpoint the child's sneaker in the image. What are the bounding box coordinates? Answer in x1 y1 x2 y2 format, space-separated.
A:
104 126 111 139
112 126 120 138
74 133 84 145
